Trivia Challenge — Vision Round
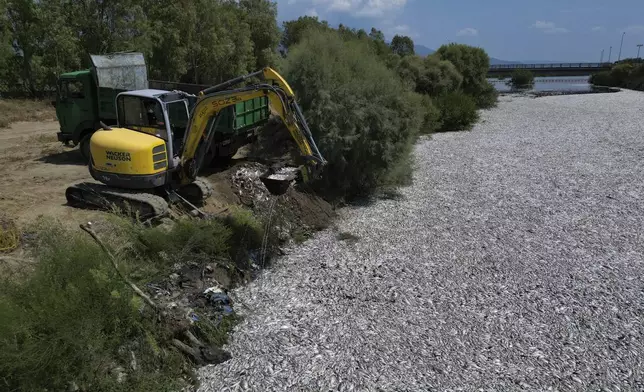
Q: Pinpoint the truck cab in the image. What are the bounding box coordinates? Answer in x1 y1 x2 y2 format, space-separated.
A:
55 70 98 157
55 53 148 160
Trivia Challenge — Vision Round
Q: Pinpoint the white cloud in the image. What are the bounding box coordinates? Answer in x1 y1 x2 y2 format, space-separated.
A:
623 25 644 34
384 24 418 38
305 8 319 17
312 0 407 18
456 27 478 37
591 26 605 32
532 20 569 34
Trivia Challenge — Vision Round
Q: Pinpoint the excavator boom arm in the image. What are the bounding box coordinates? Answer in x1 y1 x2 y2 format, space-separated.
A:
178 68 325 184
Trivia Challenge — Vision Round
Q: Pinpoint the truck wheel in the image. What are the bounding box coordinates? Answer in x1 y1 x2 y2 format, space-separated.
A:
79 133 92 162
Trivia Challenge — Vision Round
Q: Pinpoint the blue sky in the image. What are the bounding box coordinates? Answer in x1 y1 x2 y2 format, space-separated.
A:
275 0 644 62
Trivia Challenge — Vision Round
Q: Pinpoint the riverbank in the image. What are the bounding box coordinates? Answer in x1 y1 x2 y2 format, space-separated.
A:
198 90 644 390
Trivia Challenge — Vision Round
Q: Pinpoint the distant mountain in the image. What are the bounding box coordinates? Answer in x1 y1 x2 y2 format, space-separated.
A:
414 44 435 56
414 44 517 66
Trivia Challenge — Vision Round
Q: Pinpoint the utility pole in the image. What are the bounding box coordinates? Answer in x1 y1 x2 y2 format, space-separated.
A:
618 32 625 61
600 49 604 63
637 44 643 59
608 46 612 63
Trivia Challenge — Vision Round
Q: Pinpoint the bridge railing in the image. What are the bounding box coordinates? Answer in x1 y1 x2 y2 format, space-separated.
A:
490 63 612 70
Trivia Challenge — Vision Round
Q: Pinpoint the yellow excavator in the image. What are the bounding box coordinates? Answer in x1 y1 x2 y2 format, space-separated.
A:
65 68 326 218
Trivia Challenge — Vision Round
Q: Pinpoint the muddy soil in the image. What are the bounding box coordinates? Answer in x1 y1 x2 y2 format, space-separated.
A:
0 120 333 235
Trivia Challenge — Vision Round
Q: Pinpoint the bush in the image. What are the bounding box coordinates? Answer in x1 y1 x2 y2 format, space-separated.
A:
435 44 491 101
0 219 187 391
0 211 264 391
436 91 479 132
610 64 634 86
474 81 499 109
282 29 424 199
419 95 442 134
393 55 463 98
624 64 644 90
510 69 535 87
589 71 614 86
418 55 463 96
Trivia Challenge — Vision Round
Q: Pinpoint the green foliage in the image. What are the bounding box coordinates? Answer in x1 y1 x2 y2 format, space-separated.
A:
0 219 187 391
419 55 464 96
281 16 330 49
590 63 644 91
436 91 479 132
240 0 281 69
282 29 424 199
0 211 264 391
510 69 535 87
2 0 282 94
589 71 614 86
610 64 634 85
435 43 492 106
474 81 499 109
390 35 415 57
419 95 442 134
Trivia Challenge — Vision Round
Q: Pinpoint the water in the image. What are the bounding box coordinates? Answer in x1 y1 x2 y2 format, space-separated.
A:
488 75 592 93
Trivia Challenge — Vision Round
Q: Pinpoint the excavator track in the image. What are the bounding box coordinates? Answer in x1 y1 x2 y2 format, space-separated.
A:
65 182 169 219
176 177 213 205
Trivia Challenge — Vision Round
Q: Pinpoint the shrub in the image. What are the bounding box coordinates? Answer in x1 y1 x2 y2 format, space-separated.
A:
436 91 479 132
0 212 265 391
435 44 491 98
473 81 498 109
624 64 644 90
610 64 634 86
0 219 187 391
282 29 424 199
418 55 463 97
419 95 442 134
394 55 463 98
510 69 534 87
589 71 614 86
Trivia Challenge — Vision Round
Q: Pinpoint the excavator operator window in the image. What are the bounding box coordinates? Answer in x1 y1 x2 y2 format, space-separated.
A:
117 96 168 140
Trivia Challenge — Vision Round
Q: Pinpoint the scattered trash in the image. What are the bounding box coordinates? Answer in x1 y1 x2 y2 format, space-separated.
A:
204 287 234 315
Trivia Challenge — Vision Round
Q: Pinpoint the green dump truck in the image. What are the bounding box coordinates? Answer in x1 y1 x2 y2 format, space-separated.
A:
54 52 269 162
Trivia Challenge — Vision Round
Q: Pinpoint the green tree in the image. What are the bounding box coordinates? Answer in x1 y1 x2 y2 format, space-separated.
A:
509 69 534 87
282 29 424 199
281 16 329 49
240 0 280 69
435 43 489 95
394 54 463 97
145 0 192 81
5 0 44 93
369 27 385 42
436 91 478 132
390 35 415 57
418 55 463 96
184 0 253 84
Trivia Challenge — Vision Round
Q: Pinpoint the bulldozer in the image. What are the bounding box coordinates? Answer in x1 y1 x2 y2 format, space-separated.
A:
65 68 326 218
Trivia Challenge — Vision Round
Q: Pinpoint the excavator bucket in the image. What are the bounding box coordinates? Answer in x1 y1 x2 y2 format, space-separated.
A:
259 167 298 196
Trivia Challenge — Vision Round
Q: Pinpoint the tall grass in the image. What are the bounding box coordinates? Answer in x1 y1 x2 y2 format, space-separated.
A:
0 210 264 391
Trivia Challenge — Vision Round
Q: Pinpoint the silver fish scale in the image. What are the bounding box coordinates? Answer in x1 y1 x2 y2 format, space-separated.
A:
199 90 644 391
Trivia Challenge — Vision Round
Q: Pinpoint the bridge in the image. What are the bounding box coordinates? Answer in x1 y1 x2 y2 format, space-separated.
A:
488 63 612 76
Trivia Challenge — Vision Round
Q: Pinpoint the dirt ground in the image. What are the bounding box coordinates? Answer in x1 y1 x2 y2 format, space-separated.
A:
0 120 103 226
0 120 333 235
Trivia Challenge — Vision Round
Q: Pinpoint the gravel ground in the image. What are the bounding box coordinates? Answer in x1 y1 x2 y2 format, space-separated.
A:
199 91 644 391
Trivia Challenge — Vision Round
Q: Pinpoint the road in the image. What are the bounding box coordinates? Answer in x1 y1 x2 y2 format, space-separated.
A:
199 90 644 391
